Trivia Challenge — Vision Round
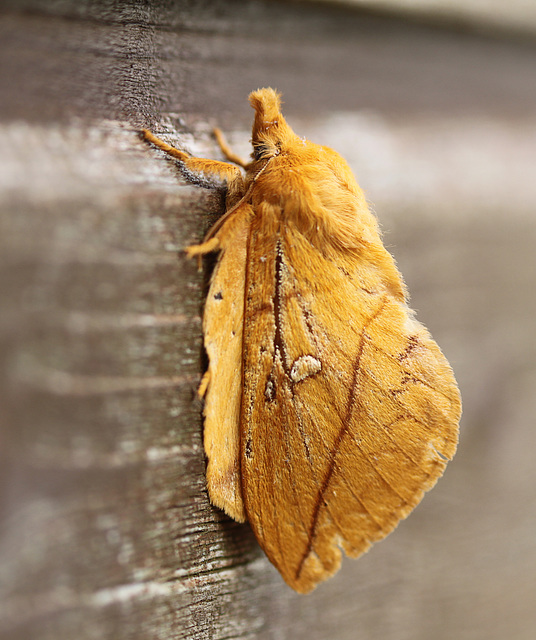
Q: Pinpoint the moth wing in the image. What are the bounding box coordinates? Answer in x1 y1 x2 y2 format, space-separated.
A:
203 204 253 523
241 218 461 593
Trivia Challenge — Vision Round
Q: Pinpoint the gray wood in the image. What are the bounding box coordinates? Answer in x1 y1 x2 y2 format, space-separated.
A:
317 0 536 37
1 2 535 639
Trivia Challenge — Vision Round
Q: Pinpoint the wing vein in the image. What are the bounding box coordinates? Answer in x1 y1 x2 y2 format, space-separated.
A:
295 297 388 579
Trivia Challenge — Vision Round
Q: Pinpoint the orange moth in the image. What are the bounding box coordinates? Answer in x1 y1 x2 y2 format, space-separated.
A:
142 88 461 593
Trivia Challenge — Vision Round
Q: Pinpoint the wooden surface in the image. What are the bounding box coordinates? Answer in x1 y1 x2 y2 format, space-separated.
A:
313 0 536 37
1 2 536 639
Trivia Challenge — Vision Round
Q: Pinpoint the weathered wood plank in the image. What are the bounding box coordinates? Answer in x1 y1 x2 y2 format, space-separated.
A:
311 0 536 37
2 0 536 126
1 2 536 639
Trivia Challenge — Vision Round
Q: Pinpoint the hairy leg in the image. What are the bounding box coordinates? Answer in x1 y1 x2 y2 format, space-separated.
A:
142 129 243 182
213 128 250 168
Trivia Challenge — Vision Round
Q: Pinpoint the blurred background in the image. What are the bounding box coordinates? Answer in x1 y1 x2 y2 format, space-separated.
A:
1 1 535 639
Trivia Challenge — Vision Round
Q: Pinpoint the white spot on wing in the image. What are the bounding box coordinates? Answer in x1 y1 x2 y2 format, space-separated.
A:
290 355 322 383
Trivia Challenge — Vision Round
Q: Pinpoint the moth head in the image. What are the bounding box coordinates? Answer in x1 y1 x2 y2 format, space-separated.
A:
249 87 298 161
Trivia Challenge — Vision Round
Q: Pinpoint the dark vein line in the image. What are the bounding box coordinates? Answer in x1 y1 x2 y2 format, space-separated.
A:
283 288 371 555
274 243 313 555
290 289 433 529
272 241 290 376
290 281 380 534
340 364 443 473
279 265 358 561
295 297 388 579
398 335 419 360
245 301 272 319
246 235 312 569
359 364 439 423
366 339 455 402
295 392 385 530
353 362 454 462
239 215 256 514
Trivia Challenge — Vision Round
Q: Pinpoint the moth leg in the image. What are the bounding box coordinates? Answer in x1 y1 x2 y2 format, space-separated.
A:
198 369 211 398
213 127 249 168
141 129 189 161
185 237 221 270
186 237 220 257
141 129 242 182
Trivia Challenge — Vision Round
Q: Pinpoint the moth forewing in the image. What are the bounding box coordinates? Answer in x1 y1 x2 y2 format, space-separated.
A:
202 205 253 523
240 216 460 593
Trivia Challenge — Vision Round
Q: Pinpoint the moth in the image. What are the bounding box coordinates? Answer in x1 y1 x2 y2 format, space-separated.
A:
142 88 461 593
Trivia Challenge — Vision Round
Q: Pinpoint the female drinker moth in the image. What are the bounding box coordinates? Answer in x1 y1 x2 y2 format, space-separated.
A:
142 88 461 594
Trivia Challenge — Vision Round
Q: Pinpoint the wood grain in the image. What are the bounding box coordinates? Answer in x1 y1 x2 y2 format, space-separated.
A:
1 1 536 639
